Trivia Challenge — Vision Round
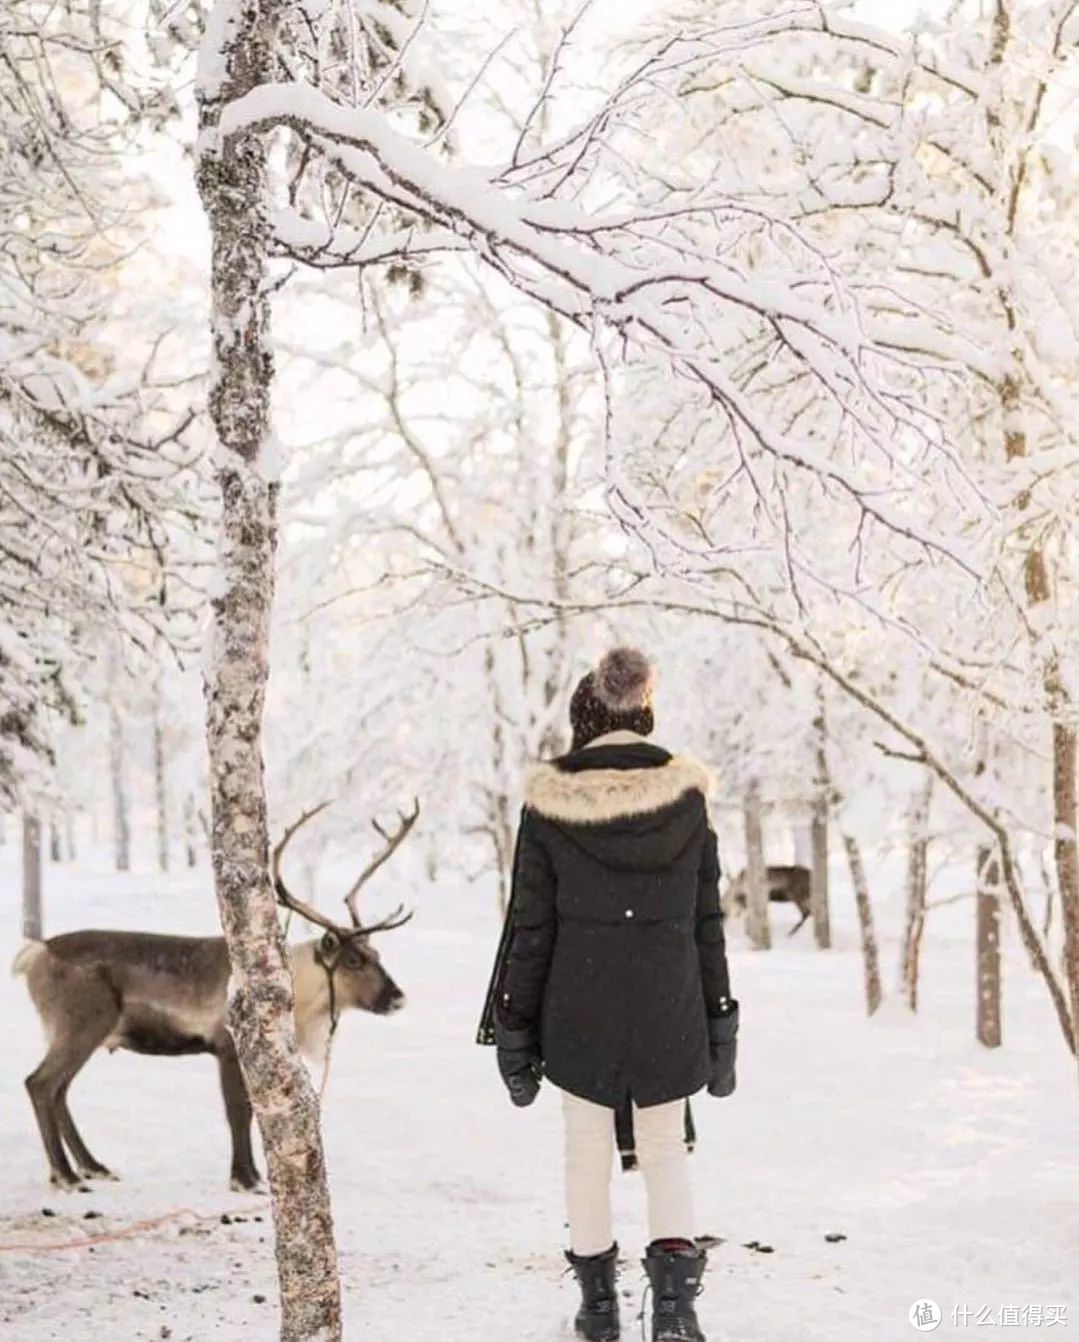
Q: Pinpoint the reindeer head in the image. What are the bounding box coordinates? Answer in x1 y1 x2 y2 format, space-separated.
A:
272 800 419 1017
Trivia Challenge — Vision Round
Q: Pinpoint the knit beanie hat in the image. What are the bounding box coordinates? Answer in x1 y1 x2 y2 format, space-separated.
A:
569 647 655 751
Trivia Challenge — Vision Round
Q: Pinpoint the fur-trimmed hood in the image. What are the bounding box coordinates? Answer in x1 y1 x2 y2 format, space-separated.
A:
525 747 712 827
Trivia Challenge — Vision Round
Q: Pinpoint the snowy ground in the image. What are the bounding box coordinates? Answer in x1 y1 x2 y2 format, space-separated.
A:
1 841 1075 1341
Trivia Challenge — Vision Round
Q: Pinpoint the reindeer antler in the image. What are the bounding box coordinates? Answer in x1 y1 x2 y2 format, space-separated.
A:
359 904 415 935
344 798 420 930
272 800 340 933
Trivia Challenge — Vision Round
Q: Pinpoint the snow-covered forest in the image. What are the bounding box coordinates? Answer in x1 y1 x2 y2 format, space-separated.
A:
1 0 1077 1339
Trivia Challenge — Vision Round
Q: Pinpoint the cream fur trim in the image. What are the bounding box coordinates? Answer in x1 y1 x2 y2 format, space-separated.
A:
525 754 713 825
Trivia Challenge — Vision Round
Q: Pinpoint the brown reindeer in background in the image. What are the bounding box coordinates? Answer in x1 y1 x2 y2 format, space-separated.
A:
723 864 812 935
13 801 418 1190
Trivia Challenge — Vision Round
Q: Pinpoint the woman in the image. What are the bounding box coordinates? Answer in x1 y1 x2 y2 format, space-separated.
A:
479 648 738 1342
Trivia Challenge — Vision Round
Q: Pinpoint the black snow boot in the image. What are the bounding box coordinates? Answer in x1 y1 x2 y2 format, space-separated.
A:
565 1243 620 1341
642 1242 707 1342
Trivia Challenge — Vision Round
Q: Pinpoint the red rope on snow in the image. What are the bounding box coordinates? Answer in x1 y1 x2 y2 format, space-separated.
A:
0 1203 267 1254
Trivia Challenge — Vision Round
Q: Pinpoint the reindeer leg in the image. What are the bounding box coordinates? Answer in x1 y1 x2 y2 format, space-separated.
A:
787 908 811 937
26 995 117 1189
216 1033 261 1191
55 1088 116 1180
26 1057 80 1189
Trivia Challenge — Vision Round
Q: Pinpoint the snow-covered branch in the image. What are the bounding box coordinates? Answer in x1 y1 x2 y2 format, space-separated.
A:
219 76 981 577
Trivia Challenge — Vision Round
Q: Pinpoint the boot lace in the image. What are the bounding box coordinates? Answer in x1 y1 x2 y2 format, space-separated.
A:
638 1281 651 1342
637 1277 704 1341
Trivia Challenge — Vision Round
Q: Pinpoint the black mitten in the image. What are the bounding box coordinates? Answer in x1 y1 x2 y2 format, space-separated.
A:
707 1000 739 1098
494 1021 542 1107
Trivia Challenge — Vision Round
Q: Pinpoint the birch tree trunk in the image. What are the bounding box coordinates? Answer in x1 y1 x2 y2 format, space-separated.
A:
22 813 42 939
842 832 882 1015
810 695 831 948
821 738 879 1014
49 819 62 862
153 682 170 872
989 7 1077 1069
197 3 342 1338
1039 850 1055 943
900 773 934 1011
64 812 76 861
1051 714 1079 1073
998 368 1078 1059
484 647 515 919
976 846 1002 1048
492 810 513 920
109 694 131 872
743 780 771 949
999 378 1078 1055
183 792 199 868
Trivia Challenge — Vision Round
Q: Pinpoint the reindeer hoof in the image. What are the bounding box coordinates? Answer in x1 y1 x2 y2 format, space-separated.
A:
50 1172 86 1192
230 1174 264 1193
81 1166 118 1182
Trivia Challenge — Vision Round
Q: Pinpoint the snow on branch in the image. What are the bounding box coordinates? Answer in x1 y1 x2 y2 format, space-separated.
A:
219 76 980 575
0 0 208 801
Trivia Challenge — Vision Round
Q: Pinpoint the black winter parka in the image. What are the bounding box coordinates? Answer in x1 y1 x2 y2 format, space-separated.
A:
486 734 731 1109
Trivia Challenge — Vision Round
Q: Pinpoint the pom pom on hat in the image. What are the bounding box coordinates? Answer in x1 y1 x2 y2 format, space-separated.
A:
593 647 653 712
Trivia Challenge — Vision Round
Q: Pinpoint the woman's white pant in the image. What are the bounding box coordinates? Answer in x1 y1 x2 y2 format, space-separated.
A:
561 1091 696 1256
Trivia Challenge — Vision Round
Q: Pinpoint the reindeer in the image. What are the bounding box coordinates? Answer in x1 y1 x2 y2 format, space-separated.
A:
723 864 812 935
12 800 418 1191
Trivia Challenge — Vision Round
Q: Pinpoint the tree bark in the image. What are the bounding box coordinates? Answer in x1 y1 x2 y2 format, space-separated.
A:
900 773 934 1011
109 686 131 873
197 3 342 1338
153 683 170 873
976 845 1002 1048
743 780 771 949
22 813 42 939
843 831 882 1015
